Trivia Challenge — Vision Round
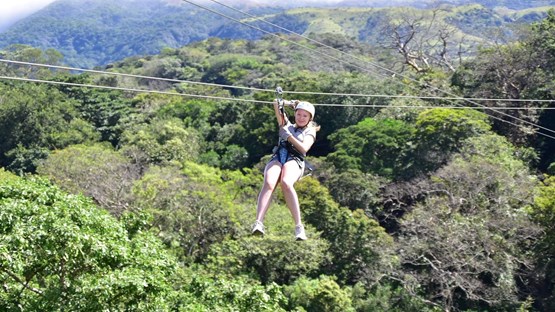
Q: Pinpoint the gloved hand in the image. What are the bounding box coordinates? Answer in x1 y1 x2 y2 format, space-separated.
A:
279 126 292 141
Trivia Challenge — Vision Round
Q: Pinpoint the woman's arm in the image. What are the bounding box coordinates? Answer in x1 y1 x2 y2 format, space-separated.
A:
273 99 285 126
273 99 297 126
283 132 315 155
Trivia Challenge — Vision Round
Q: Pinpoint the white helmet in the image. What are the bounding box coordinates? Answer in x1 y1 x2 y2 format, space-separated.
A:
295 101 315 120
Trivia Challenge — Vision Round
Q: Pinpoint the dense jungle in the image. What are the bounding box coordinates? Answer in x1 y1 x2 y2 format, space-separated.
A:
1 1 555 311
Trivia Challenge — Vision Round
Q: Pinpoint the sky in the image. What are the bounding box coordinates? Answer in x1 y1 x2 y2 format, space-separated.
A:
0 0 57 31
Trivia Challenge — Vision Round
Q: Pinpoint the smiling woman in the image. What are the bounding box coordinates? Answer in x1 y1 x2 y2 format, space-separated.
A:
0 0 56 31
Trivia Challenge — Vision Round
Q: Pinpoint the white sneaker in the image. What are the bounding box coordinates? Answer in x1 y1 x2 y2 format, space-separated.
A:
252 221 265 236
295 224 307 241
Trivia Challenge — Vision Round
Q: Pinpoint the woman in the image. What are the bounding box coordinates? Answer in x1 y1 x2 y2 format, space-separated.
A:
252 98 320 240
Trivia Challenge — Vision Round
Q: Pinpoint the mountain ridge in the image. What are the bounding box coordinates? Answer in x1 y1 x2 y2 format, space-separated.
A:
0 0 552 68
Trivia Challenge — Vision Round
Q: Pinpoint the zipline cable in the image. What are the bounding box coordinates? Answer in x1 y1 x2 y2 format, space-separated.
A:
0 59 266 92
2 63 555 140
202 0 555 136
3 74 555 140
0 75 269 104
1 59 554 103
2 74 554 111
191 0 555 137
180 0 418 83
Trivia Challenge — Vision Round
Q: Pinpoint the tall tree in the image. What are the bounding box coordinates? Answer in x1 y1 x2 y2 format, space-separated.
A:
451 10 555 149
0 82 99 173
37 144 140 216
529 174 555 311
395 134 541 311
327 117 415 179
0 170 179 311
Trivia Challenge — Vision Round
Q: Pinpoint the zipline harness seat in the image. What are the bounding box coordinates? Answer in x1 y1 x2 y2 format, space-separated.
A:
271 86 315 179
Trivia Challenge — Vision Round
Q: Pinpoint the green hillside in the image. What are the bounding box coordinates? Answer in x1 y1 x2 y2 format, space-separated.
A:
0 0 228 68
0 0 551 68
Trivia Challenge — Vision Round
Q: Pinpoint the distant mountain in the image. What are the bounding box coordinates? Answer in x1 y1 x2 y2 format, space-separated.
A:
0 0 234 68
289 0 555 9
0 0 552 68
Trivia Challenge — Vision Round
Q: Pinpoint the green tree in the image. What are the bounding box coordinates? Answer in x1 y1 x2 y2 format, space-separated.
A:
0 170 178 311
53 74 134 145
527 9 555 169
409 108 492 175
156 98 217 134
180 272 288 311
205 236 330 285
132 163 252 261
119 117 203 166
296 178 396 286
240 101 278 164
451 10 555 150
0 82 99 173
395 134 541 311
351 282 440 312
324 169 384 213
284 275 355 312
0 44 63 79
327 118 415 179
529 174 555 311
36 143 140 216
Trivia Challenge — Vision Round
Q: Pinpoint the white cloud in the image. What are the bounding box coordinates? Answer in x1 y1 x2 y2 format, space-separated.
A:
0 0 57 31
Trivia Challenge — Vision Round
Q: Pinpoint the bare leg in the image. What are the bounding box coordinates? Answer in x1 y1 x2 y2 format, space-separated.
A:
280 161 304 226
256 160 282 222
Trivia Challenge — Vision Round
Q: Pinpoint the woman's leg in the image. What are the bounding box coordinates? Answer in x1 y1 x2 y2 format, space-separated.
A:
255 160 282 222
280 161 304 226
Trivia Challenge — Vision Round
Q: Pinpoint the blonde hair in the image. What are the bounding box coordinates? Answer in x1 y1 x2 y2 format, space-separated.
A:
308 121 321 132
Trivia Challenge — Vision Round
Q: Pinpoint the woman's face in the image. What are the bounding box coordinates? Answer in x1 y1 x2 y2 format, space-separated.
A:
295 109 311 127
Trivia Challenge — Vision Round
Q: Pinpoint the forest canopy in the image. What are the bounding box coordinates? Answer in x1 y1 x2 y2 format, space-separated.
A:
1 8 555 312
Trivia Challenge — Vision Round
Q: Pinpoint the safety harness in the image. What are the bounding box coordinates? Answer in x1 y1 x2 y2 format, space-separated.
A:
274 86 314 178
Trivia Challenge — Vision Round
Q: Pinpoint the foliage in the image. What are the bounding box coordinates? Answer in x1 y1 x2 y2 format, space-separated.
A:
528 10 555 169
395 135 540 311
53 74 134 145
324 169 384 213
156 98 217 134
296 178 396 286
351 282 440 312
131 161 263 261
529 175 555 311
326 109 492 180
0 82 99 173
119 117 203 166
0 44 63 79
452 10 555 154
0 170 179 311
36 143 139 215
300 71 402 155
205 236 330 285
409 108 492 175
178 272 288 312
284 275 355 312
327 117 415 179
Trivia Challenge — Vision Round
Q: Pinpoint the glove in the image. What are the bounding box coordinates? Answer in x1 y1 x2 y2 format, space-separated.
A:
277 99 284 110
279 126 292 141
